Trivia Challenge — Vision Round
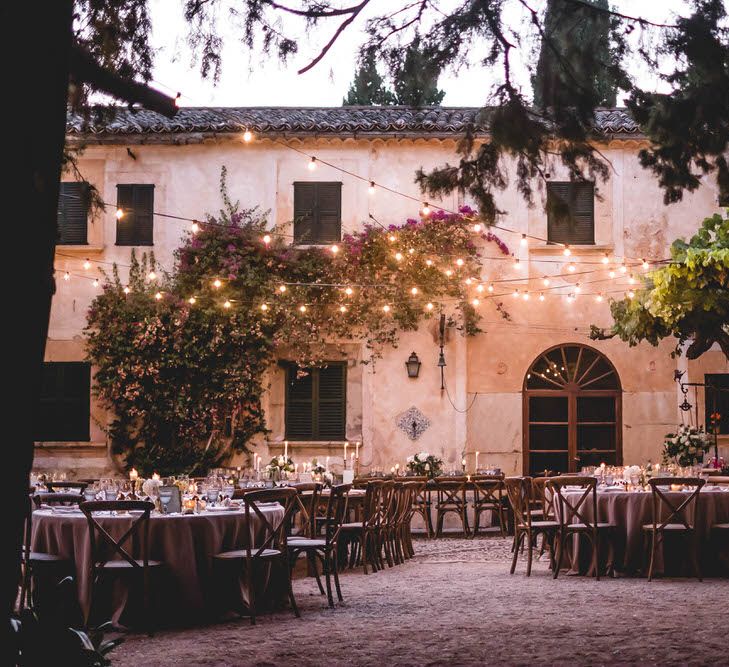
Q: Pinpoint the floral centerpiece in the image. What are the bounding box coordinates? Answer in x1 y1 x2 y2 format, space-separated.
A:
406 451 443 478
662 425 710 467
266 455 295 480
309 459 326 475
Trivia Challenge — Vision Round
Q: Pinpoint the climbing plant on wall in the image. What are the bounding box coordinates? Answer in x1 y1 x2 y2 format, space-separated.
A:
85 169 510 475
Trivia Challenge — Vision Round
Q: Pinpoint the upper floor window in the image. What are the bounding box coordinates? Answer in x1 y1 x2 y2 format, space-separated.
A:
285 362 346 440
706 374 729 435
293 182 342 245
57 182 89 245
116 184 154 246
547 181 595 246
35 362 91 442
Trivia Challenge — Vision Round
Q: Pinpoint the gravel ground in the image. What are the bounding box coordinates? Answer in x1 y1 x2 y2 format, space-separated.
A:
114 536 729 667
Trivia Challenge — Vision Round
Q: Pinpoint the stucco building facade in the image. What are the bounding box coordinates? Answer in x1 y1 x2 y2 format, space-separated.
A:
36 107 729 477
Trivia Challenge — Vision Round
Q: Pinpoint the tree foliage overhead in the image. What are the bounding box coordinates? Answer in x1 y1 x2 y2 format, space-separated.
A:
343 51 396 105
591 213 729 360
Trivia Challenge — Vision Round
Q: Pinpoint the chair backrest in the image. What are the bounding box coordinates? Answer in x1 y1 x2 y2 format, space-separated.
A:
80 500 155 569
377 480 396 527
547 476 599 529
243 488 298 559
647 477 705 530
33 492 85 508
321 484 352 545
531 477 553 518
504 477 533 528
46 480 89 493
158 485 182 514
704 476 729 485
472 475 504 507
291 482 323 537
432 476 469 506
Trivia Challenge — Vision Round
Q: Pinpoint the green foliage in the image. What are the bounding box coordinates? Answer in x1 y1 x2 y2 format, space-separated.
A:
86 171 507 475
343 52 395 105
591 213 729 359
532 0 620 109
389 38 446 107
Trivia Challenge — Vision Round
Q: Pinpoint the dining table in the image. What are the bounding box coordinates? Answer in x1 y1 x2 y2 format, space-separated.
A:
553 486 729 577
31 502 285 627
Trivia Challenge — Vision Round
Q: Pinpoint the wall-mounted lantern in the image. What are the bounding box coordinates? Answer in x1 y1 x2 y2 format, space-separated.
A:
405 351 422 378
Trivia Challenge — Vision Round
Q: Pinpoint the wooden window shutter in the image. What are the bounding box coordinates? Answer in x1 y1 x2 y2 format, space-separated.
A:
285 365 315 439
316 364 346 439
116 184 154 246
293 182 342 244
35 362 91 441
57 182 89 245
547 182 595 245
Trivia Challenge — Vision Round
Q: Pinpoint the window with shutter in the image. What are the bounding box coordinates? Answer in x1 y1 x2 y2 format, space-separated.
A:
293 182 342 244
705 374 729 435
35 362 91 441
547 181 595 245
116 184 154 246
57 182 89 245
285 363 346 440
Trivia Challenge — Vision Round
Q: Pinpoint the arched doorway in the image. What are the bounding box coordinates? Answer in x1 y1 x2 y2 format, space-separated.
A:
523 343 622 475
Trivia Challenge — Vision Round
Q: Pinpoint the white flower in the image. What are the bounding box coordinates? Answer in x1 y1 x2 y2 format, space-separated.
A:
424 463 430 471
406 456 414 463
277 456 285 466
419 451 429 461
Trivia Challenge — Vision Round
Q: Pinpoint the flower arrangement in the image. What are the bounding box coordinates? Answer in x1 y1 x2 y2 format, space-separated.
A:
662 424 710 466
406 451 443 478
309 459 326 475
266 455 295 475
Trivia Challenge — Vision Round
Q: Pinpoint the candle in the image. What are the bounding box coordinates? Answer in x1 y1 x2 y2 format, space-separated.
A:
390 466 396 474
475 451 480 471
467 474 471 483
326 456 330 471
395 463 400 476
295 463 299 474
350 452 355 463
461 458 466 470
356 441 360 459
152 472 160 482
284 440 288 459
344 441 348 462
129 468 138 481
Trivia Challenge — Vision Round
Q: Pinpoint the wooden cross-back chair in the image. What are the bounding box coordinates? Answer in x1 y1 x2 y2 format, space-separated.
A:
644 477 705 581
548 476 614 581
340 480 392 574
290 482 323 538
79 500 161 635
288 484 351 607
471 474 506 537
380 482 407 568
46 480 89 493
432 476 470 537
504 477 558 576
392 482 420 563
33 492 85 509
213 487 299 624
405 476 433 538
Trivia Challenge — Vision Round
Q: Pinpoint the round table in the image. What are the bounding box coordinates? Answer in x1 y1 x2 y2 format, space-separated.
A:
31 504 285 626
555 487 729 576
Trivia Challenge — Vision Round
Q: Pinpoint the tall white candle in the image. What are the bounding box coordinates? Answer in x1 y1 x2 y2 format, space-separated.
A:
344 441 348 462
475 451 480 471
355 441 360 459
284 440 288 459
326 455 330 471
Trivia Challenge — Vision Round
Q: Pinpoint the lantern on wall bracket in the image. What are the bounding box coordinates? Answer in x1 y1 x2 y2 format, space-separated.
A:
405 352 422 378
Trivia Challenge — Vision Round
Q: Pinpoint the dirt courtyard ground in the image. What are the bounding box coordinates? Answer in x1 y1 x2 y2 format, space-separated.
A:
115 536 729 667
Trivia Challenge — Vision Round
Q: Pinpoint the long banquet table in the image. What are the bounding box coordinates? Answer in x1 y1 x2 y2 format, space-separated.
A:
554 487 729 577
31 504 285 626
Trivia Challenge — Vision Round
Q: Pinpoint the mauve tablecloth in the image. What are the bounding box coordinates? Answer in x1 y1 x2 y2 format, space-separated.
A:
555 488 729 576
31 505 285 626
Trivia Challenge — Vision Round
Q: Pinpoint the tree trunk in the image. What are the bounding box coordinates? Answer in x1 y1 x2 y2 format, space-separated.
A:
1 0 73 659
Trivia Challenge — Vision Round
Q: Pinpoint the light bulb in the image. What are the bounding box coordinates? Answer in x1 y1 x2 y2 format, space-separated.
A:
339 305 347 313
330 244 339 255
83 259 91 270
278 285 287 293
522 291 530 301
627 290 635 299
642 258 650 270
567 263 576 273
262 234 271 245
408 248 415 255
444 269 453 277
115 208 124 220
567 293 575 303
513 289 520 298
243 129 253 142
213 278 222 289
63 271 70 281
488 284 494 293
602 253 610 264
472 298 480 307
609 269 616 279
260 303 268 311
299 305 307 313
620 263 628 274
520 234 527 247
395 252 403 262
542 276 551 287
628 274 636 284
147 271 157 281
425 302 434 311
388 234 397 243
344 287 353 296
513 257 521 269
123 286 130 294
476 284 484 293
596 293 604 302
563 245 571 257
308 157 317 170
154 291 162 300
188 296 196 305
92 279 99 287
383 304 391 313
473 223 482 233
368 181 376 195
425 259 433 266
575 283 581 293
539 292 545 301
410 287 419 295
223 300 232 309
455 258 464 267
421 203 431 216
191 221 200 234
